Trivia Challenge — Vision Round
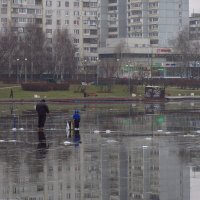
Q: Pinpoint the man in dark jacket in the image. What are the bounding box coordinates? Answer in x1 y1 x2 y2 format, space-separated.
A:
36 99 49 129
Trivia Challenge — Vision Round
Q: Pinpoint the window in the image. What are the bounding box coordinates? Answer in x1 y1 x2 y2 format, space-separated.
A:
27 9 35 14
46 19 52 25
74 11 79 16
46 29 52 33
46 10 52 15
74 20 79 25
57 1 61 7
74 38 79 43
19 8 27 14
108 0 117 3
57 10 61 15
2 0 7 4
1 18 7 22
46 1 52 7
36 9 41 14
57 19 61 25
65 1 69 7
65 10 69 16
74 1 79 7
74 29 79 34
84 29 90 35
108 6 117 11
1 8 7 14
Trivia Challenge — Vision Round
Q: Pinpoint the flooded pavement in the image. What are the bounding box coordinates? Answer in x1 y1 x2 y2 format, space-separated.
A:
0 101 200 199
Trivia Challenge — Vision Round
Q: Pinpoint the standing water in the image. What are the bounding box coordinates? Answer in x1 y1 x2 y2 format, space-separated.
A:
0 101 199 200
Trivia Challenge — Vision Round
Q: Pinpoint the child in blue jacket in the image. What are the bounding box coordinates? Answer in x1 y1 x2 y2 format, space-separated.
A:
73 110 81 130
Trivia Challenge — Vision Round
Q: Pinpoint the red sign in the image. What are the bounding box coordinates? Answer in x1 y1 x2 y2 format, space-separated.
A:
157 48 172 54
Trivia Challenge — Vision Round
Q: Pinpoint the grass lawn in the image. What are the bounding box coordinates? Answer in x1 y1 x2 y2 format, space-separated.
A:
0 83 200 100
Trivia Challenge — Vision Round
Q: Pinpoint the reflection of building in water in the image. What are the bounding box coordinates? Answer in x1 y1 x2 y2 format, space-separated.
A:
0 107 199 200
126 137 190 200
101 143 128 200
165 112 200 133
190 166 200 200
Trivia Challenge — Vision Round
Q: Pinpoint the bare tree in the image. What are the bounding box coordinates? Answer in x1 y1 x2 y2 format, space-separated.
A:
171 27 192 78
22 23 46 79
0 26 18 76
52 29 76 81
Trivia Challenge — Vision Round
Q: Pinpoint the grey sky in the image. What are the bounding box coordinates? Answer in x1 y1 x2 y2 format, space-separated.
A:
190 0 200 14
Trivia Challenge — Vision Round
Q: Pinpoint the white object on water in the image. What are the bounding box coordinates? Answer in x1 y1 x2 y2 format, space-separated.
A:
105 130 111 133
8 140 17 142
12 128 17 131
145 137 152 140
19 128 24 131
64 141 73 146
132 93 136 97
0 140 5 142
196 130 200 134
34 94 40 98
157 130 163 132
94 130 100 134
106 139 117 143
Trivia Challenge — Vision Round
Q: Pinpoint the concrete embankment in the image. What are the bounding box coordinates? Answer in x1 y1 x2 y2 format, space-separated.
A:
0 95 200 104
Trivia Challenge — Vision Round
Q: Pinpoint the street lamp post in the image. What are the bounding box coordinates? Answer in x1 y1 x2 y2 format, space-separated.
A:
16 58 19 83
84 59 87 83
126 60 131 96
96 59 100 85
116 59 120 78
24 58 27 83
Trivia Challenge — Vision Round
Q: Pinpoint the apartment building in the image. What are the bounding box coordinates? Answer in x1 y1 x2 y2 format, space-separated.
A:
0 0 99 74
0 0 43 33
190 13 200 41
43 0 98 66
99 0 189 48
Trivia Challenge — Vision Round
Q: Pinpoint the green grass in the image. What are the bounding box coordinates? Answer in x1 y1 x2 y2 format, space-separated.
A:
1 83 200 100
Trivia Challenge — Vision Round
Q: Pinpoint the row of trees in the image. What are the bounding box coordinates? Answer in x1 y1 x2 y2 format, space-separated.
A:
170 26 200 78
0 23 77 81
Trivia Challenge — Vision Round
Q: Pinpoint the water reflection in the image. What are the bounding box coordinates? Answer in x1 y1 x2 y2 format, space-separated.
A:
36 130 48 159
0 102 200 199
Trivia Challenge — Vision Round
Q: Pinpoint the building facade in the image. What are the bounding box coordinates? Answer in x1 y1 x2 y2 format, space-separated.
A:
99 0 189 48
0 0 191 78
190 13 200 41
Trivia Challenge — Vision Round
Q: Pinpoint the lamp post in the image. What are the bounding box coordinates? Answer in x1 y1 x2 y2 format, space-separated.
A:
16 58 19 83
116 58 120 78
96 59 100 85
126 60 131 96
24 58 27 83
84 59 87 83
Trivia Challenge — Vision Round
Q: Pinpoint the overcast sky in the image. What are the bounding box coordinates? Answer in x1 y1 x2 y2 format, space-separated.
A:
190 0 200 14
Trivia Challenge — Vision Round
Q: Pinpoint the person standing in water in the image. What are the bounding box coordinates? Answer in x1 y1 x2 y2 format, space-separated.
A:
73 110 80 130
36 99 49 130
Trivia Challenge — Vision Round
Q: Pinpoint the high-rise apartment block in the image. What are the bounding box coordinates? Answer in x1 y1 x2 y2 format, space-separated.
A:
42 0 99 63
189 13 200 41
0 0 99 69
0 0 189 75
99 0 189 48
